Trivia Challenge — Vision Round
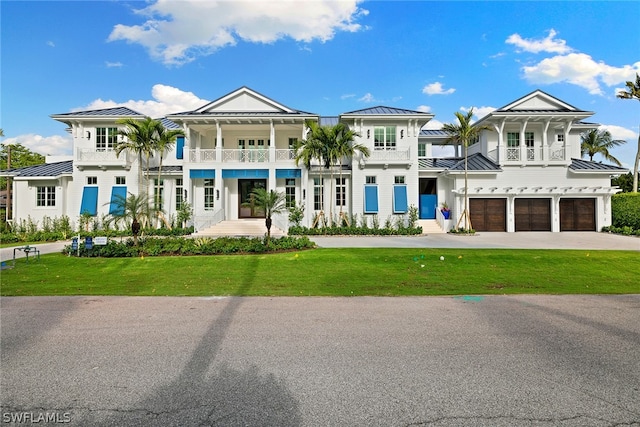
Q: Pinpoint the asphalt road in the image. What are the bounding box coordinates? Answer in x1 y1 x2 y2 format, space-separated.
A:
2 295 639 426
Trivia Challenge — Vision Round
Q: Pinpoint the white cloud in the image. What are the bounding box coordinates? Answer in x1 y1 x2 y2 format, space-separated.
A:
416 105 431 113
3 134 73 157
78 84 209 118
422 82 455 96
506 29 572 54
341 94 356 100
459 106 495 120
522 53 640 95
108 0 368 66
46 41 55 48
358 93 377 103
600 124 637 141
105 61 124 68
421 119 444 130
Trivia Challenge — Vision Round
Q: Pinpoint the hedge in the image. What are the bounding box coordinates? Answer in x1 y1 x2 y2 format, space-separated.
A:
611 192 640 230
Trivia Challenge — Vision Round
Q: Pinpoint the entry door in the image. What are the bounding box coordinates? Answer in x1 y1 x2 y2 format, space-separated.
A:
239 179 266 218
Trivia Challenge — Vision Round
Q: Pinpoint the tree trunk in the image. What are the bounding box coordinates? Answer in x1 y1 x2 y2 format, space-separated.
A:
265 217 272 245
633 133 640 193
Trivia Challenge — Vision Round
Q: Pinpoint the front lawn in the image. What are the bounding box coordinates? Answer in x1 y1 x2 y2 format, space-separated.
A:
1 248 638 296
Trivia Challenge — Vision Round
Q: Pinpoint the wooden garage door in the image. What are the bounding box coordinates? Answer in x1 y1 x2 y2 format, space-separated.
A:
515 199 551 231
560 198 596 231
469 198 506 232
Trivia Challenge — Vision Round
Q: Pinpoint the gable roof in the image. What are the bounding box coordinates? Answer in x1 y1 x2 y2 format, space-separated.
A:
0 161 73 178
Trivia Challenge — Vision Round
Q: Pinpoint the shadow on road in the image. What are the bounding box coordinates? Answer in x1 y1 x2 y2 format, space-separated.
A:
76 256 302 426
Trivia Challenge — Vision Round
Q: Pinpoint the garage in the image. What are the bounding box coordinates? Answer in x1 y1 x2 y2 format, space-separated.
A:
560 198 596 231
515 198 551 231
469 198 506 232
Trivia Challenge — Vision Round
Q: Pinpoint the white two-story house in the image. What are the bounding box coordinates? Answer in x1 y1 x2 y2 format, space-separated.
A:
1 87 627 234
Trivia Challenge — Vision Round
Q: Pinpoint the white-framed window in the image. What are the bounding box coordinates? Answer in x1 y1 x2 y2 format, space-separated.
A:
525 132 534 147
366 176 377 184
96 127 117 151
176 178 183 210
394 176 405 184
335 177 346 207
87 176 97 185
313 178 324 211
36 186 55 207
285 178 296 208
556 134 565 143
115 176 126 185
204 179 215 211
507 132 520 147
374 126 396 150
418 143 426 157
154 178 164 210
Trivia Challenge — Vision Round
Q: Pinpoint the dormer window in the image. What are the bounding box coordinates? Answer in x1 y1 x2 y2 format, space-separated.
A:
556 134 565 143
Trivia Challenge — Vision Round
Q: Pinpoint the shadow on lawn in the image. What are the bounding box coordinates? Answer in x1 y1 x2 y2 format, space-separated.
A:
76 256 302 426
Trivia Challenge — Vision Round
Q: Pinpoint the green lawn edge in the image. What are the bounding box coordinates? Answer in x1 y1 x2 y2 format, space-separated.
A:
1 248 638 297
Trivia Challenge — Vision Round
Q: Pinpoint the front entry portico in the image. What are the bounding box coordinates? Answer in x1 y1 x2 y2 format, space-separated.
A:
239 179 266 218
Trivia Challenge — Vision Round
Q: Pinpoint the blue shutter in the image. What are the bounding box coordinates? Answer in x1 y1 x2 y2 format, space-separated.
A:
176 136 184 160
364 185 378 213
79 187 99 216
189 169 216 179
393 185 408 213
109 186 127 215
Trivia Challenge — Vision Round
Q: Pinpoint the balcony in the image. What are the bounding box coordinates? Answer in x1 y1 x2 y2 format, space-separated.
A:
75 148 132 170
488 145 568 165
185 148 296 163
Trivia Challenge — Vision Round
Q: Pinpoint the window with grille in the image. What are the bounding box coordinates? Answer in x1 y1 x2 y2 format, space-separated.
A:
36 186 56 207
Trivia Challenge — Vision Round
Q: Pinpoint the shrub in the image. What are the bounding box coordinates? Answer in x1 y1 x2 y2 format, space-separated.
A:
611 193 640 231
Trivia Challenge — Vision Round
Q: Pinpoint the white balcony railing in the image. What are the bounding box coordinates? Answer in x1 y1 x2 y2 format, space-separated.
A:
188 149 216 162
369 148 411 162
276 149 296 161
493 145 568 164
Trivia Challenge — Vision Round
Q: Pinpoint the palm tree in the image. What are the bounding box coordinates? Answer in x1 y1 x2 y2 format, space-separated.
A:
294 121 328 227
617 73 640 192
115 117 162 197
581 129 625 166
249 187 287 245
106 192 153 246
330 123 369 223
442 109 491 232
152 124 185 215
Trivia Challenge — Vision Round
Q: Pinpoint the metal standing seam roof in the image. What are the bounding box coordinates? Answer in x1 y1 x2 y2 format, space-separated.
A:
51 107 145 117
146 166 183 173
342 106 432 116
569 158 628 172
419 153 501 172
319 116 340 126
159 118 181 129
1 161 73 177
420 129 450 137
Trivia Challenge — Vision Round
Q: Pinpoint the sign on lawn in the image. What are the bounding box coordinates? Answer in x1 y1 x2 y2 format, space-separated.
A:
94 236 108 246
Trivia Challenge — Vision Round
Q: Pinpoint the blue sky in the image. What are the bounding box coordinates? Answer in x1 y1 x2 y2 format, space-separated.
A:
1 1 639 168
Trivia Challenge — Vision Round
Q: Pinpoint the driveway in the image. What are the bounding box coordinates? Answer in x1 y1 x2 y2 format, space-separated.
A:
1 295 639 426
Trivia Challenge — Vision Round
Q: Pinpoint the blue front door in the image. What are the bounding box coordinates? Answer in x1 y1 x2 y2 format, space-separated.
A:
419 194 437 219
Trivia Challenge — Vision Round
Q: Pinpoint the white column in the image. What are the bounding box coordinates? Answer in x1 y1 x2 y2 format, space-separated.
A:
216 121 222 161
542 119 551 162
519 119 528 163
269 120 276 161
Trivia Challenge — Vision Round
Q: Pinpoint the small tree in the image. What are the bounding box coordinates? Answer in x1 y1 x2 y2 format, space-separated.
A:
249 188 287 245
442 109 491 232
105 192 153 245
580 128 625 166
616 73 640 192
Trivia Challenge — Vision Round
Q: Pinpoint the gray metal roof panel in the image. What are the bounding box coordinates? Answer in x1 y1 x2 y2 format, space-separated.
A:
159 118 181 129
342 106 432 116
569 158 628 172
319 116 340 126
52 107 145 117
419 154 501 172
3 161 73 177
420 129 450 137
147 165 183 173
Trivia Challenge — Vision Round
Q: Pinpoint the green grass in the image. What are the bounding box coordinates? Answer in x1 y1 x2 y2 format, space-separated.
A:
1 248 638 296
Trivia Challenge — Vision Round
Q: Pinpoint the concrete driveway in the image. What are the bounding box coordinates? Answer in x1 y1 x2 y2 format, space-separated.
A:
1 295 639 426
